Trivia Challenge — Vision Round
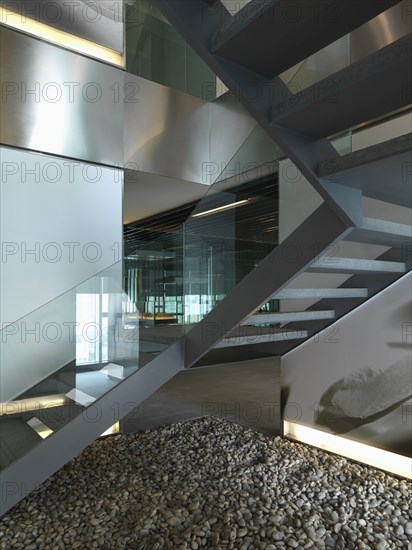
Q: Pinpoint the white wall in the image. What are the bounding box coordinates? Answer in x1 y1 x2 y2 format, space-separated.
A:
1 147 123 324
0 146 123 401
281 274 412 456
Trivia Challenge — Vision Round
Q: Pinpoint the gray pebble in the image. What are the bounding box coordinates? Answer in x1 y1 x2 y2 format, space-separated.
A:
0 417 408 550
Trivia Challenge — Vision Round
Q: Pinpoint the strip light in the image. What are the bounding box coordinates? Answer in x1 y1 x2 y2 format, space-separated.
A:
284 421 412 479
0 394 68 416
192 199 251 218
0 6 123 66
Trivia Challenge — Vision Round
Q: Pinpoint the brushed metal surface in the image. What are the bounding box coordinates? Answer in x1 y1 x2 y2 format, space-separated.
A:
0 0 124 52
124 73 211 185
1 27 265 183
0 27 124 166
124 73 259 185
351 0 410 63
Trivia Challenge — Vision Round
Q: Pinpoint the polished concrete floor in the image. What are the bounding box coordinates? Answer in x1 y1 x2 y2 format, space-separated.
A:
121 356 281 436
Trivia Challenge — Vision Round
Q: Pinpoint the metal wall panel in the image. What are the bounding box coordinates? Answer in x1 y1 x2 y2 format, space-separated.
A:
0 26 124 166
124 73 211 184
124 74 259 185
0 0 124 52
1 27 263 182
351 0 410 63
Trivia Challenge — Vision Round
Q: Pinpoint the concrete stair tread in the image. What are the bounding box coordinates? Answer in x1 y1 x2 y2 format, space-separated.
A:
307 256 406 274
346 217 412 247
216 329 308 348
271 288 369 299
243 310 335 325
58 371 119 400
21 404 84 432
317 134 412 207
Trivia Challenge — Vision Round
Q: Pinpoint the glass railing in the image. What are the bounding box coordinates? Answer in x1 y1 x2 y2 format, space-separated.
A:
281 34 350 93
0 260 142 469
213 124 279 184
124 227 184 328
279 32 352 155
182 178 279 324
122 158 280 329
125 37 353 329
0 221 191 469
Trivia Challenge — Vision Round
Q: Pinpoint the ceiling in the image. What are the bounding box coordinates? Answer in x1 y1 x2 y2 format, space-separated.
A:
123 169 210 225
124 159 279 225
124 173 279 255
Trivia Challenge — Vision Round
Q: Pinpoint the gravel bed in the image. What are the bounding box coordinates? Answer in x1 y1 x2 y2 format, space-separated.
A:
0 416 411 549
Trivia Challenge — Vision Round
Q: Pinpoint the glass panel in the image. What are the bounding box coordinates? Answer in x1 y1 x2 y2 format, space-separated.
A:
279 33 352 155
123 227 185 369
214 124 279 184
124 168 282 333
124 227 183 326
281 35 350 92
0 262 140 470
277 157 325 244
126 0 216 100
183 174 279 325
330 131 352 156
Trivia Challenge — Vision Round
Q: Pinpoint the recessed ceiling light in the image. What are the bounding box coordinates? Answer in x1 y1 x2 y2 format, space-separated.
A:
192 199 251 218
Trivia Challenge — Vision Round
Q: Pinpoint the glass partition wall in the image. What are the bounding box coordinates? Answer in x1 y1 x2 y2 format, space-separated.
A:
123 174 280 328
126 0 216 100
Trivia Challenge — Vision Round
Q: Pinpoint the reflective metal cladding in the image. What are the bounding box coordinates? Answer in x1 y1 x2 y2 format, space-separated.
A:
0 26 258 179
123 73 259 185
0 26 124 167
